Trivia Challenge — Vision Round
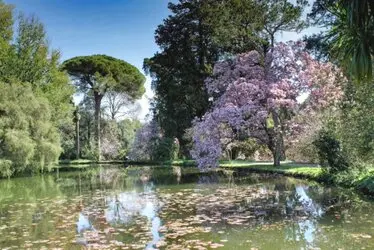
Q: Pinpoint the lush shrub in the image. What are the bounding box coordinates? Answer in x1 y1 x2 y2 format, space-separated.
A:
0 83 62 176
287 134 319 163
59 122 76 160
313 130 350 174
222 139 260 160
0 160 13 178
152 137 179 161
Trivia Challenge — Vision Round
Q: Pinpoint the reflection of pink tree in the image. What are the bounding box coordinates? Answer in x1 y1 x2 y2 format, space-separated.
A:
192 42 346 169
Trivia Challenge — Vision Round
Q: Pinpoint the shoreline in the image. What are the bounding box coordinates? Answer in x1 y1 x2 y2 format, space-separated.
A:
7 159 374 197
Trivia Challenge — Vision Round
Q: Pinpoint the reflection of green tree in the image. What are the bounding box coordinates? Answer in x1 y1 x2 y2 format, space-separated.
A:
0 175 64 203
0 175 70 246
221 169 235 188
58 166 128 192
172 166 181 184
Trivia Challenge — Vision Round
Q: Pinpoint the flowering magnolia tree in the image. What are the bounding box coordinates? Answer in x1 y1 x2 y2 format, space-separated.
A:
191 41 346 169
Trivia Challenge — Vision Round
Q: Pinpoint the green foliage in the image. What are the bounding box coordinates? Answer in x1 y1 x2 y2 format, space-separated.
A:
62 55 145 99
308 0 374 81
0 159 13 178
357 173 374 195
0 8 75 165
0 83 62 176
75 97 142 161
62 55 145 159
313 130 350 174
224 139 260 160
81 145 99 161
59 121 76 160
287 139 319 164
235 139 260 159
118 118 141 155
0 2 74 175
205 0 307 53
144 0 220 152
0 1 13 76
0 1 13 41
152 138 180 162
337 84 374 162
204 0 265 54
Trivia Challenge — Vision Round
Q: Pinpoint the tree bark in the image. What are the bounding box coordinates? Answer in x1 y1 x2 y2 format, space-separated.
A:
87 118 91 149
76 116 80 159
94 91 103 161
272 111 284 167
267 110 285 167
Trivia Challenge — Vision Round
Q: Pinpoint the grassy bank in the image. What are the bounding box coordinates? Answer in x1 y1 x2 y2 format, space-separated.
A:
167 160 374 197
220 162 322 179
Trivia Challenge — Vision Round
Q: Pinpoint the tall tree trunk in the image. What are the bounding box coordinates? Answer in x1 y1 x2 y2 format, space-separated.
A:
267 110 285 167
272 140 282 167
272 110 285 167
94 92 103 161
74 107 80 159
76 115 80 159
87 118 91 149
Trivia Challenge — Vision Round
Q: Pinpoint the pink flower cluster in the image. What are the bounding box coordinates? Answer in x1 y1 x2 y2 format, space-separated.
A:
192 41 346 169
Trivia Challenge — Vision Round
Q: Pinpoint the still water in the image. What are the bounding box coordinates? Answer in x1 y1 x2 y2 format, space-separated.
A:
0 166 374 250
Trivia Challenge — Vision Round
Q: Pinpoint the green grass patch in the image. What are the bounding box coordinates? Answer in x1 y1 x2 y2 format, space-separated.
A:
220 162 322 179
59 159 94 165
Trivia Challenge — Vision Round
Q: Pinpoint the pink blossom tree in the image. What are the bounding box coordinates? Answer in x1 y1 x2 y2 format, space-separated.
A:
192 41 345 169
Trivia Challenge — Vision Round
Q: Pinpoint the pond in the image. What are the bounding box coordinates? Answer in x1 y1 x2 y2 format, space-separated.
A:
0 166 373 250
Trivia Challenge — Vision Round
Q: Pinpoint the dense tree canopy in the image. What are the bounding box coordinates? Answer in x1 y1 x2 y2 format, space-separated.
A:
0 1 74 176
2 0 374 180
62 55 145 159
145 0 308 155
144 0 219 154
0 1 13 76
0 83 61 177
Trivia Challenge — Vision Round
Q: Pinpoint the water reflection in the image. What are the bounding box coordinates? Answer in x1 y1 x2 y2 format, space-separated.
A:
0 167 374 249
77 213 94 233
103 179 162 249
282 185 324 248
172 166 181 184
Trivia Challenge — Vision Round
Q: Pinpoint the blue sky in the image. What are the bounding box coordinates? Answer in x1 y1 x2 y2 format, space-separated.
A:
5 0 174 120
5 0 320 120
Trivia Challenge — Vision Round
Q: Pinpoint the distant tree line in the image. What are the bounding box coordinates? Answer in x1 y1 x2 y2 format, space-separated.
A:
0 0 146 177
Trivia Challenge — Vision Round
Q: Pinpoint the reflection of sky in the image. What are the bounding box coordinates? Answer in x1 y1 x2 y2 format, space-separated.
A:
295 186 323 217
285 185 323 248
105 191 143 224
104 182 162 249
142 201 161 250
77 213 94 234
298 219 315 244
